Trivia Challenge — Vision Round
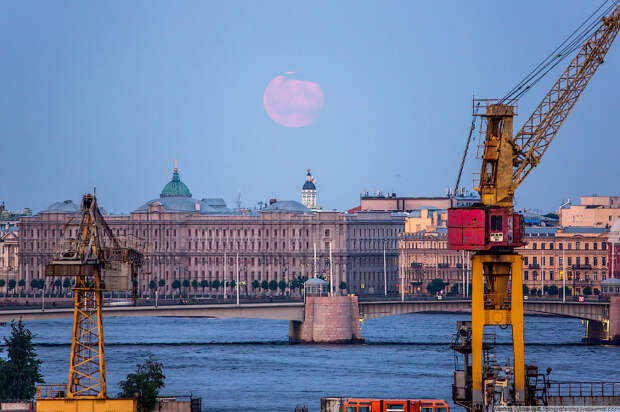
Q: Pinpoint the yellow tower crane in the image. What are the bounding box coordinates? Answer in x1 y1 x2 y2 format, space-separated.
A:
36 193 144 412
449 4 619 411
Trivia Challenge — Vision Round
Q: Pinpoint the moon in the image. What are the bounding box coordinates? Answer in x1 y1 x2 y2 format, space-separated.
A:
263 72 324 128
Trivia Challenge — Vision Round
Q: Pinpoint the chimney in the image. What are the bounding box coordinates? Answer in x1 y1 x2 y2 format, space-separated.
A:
195 200 200 211
269 198 277 205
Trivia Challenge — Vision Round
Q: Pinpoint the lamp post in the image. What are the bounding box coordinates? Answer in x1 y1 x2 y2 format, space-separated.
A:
236 252 240 305
329 242 333 297
562 244 566 303
383 240 387 297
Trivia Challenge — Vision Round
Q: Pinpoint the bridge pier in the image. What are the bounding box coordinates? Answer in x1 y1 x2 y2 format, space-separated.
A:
289 296 363 344
610 296 620 345
583 320 607 344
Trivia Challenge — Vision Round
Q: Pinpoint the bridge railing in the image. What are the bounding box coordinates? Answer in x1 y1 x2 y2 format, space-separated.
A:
546 382 619 398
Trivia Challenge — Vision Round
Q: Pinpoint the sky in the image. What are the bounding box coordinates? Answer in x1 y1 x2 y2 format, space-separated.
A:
1 1 618 215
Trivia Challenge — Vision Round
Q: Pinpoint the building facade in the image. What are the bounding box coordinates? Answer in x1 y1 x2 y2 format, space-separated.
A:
398 229 471 296
559 196 620 228
16 167 404 297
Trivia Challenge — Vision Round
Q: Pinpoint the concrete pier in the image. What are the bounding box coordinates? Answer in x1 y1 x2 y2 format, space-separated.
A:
289 296 363 344
610 296 620 344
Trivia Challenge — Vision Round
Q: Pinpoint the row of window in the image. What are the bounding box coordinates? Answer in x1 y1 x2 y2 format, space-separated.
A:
523 270 607 281
530 241 607 251
524 256 607 267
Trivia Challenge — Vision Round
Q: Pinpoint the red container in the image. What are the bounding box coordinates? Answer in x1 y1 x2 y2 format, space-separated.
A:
448 207 525 251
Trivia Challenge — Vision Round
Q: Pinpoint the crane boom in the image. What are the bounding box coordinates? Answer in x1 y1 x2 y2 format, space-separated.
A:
512 4 620 190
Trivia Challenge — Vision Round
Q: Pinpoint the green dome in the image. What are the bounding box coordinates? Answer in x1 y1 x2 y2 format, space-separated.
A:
160 168 192 198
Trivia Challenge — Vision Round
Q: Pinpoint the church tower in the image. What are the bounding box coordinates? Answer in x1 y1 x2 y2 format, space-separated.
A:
301 169 317 210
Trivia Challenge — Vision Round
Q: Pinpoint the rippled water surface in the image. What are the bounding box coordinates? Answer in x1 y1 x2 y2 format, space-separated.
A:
2 314 618 411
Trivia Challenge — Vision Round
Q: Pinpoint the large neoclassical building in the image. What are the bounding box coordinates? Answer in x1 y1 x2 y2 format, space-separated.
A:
17 167 404 296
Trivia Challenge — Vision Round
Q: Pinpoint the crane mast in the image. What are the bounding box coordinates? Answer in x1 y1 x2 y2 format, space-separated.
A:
37 194 144 411
449 5 619 411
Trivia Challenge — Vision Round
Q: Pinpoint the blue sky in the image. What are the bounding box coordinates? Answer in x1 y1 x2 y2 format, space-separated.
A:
1 1 618 214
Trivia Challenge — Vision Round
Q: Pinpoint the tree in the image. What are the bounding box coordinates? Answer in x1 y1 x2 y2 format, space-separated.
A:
583 286 592 296
63 278 71 296
252 280 260 292
228 280 236 290
522 284 529 296
530 287 538 296
449 283 460 295
200 280 208 296
149 280 156 293
53 279 62 295
183 279 190 292
278 280 287 295
548 285 559 296
290 278 299 293
426 278 448 295
0 279 5 295
339 281 347 292
18 279 26 295
191 279 199 297
260 280 269 292
8 279 16 293
269 280 278 293
171 280 181 296
211 279 221 291
118 355 165 412
0 320 44 401
30 279 39 296
158 279 165 288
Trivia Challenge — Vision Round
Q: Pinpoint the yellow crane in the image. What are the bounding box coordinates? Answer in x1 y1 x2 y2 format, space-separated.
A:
449 3 619 410
36 193 143 412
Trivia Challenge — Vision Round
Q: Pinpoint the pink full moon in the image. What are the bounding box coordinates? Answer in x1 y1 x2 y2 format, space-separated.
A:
263 72 324 128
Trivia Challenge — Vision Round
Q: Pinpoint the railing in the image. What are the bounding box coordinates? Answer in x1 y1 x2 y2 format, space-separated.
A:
546 382 619 398
36 383 67 399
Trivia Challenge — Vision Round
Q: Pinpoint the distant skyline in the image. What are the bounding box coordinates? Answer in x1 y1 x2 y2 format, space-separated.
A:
1 1 618 214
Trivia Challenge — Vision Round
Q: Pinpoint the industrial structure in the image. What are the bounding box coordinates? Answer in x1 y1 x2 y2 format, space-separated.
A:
448 4 619 411
35 193 144 411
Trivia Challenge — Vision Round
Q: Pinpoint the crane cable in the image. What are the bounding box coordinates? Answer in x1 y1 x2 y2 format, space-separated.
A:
501 0 618 103
453 106 478 196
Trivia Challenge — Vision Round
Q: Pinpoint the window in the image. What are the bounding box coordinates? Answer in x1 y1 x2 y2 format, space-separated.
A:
549 271 554 280
524 271 529 280
568 257 572 265
585 257 589 265
594 257 598 266
532 243 537 250
325 229 330 237
559 243 563 250
541 243 546 250
585 243 589 250
524 257 529 265
594 242 598 250
602 257 607 266
550 257 554 266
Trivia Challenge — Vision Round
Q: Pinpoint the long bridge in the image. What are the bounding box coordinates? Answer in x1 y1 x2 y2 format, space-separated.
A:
1 298 616 343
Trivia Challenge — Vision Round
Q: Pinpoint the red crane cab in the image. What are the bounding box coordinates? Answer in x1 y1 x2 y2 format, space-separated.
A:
447 207 525 251
343 399 449 412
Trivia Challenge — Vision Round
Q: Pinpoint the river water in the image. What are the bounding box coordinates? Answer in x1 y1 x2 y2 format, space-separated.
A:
2 314 618 411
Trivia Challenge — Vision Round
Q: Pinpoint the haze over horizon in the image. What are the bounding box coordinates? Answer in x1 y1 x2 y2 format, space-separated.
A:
1 1 618 214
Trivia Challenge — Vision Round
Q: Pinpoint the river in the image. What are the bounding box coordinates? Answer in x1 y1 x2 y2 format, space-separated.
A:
2 314 618 411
